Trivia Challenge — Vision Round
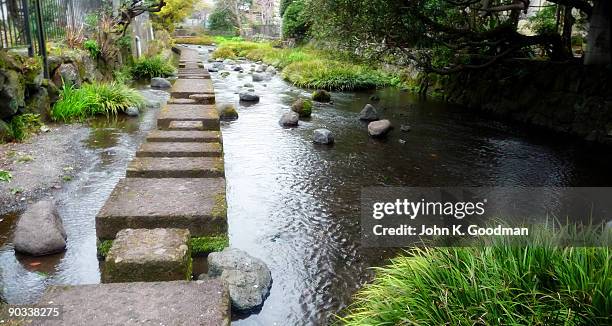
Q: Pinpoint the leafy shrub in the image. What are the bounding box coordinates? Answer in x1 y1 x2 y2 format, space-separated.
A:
282 60 391 90
208 7 237 33
83 39 101 59
130 56 176 80
282 0 310 41
0 170 12 182
8 113 43 141
52 82 145 122
341 227 612 325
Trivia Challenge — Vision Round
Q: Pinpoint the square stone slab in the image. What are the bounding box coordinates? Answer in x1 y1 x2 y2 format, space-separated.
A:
127 157 224 178
167 98 199 105
157 104 219 130
146 130 221 143
34 280 230 325
172 79 214 98
168 121 205 131
189 93 216 104
136 142 222 157
96 178 227 240
103 228 191 283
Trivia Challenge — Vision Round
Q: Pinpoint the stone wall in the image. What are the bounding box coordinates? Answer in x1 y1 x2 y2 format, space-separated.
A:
436 60 612 144
0 49 101 141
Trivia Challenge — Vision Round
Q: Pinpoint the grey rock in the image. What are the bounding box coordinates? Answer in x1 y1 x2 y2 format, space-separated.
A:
368 119 392 137
220 71 230 78
223 59 235 65
400 124 412 132
255 65 265 73
233 66 243 72
125 106 140 117
313 128 334 144
279 111 299 127
252 73 266 82
212 62 224 70
219 104 239 120
265 66 277 75
208 248 272 312
13 200 67 256
359 104 379 121
52 63 81 88
239 92 260 102
208 67 219 72
243 83 254 88
151 77 171 89
0 69 25 119
312 90 331 102
0 119 13 142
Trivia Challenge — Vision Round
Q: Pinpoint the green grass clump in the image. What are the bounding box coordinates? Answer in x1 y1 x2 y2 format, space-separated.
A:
340 226 612 325
7 113 43 141
0 170 12 182
97 240 113 258
130 56 176 80
51 82 145 122
190 236 229 256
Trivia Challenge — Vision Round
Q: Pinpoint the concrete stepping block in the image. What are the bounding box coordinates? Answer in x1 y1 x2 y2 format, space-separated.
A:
172 78 214 98
36 280 230 325
102 228 191 283
167 98 199 105
189 93 216 104
127 157 224 178
146 130 221 143
169 121 205 131
96 178 227 240
157 104 219 130
136 142 222 157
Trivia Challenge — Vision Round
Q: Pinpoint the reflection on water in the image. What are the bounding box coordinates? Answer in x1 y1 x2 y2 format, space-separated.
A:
0 88 169 304
185 45 612 325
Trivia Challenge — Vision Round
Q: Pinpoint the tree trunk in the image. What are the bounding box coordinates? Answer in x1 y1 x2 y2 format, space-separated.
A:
585 0 611 65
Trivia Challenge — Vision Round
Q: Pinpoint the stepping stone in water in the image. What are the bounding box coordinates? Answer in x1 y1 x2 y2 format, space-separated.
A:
172 79 214 98
167 98 199 105
36 280 230 325
146 130 221 143
157 104 219 131
168 121 205 131
127 157 224 178
189 93 216 104
96 178 227 240
103 228 191 283
136 142 222 158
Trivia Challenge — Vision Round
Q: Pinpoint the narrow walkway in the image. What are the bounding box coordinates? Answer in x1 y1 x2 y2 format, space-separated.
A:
34 47 230 325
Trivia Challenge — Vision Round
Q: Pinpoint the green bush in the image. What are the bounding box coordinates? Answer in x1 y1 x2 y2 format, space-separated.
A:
8 113 43 141
130 56 176 80
52 82 145 122
282 0 310 41
341 227 612 325
282 60 391 90
83 39 101 59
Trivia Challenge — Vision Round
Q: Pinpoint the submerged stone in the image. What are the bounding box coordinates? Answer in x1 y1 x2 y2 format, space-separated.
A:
279 111 299 127
359 104 379 121
368 119 393 137
313 128 334 144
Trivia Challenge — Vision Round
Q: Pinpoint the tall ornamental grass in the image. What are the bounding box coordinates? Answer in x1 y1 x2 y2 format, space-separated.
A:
341 226 612 325
52 82 145 122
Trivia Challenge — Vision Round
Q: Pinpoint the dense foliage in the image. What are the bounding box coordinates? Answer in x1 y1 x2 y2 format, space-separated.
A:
341 228 612 325
282 0 309 41
208 7 238 33
152 0 197 31
52 83 145 122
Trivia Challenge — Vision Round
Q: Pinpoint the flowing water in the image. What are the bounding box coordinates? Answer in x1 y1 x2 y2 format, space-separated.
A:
2 45 612 325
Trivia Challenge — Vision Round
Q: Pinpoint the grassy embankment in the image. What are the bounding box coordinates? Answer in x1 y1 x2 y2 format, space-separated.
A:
174 36 402 91
341 226 612 325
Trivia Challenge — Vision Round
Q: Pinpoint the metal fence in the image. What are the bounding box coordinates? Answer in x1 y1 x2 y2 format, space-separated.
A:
1 0 102 48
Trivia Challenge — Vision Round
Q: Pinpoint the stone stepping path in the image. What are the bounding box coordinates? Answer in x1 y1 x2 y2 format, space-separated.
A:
35 280 229 325
96 177 227 240
47 46 230 322
146 130 221 143
127 157 224 178
136 142 222 157
103 228 191 283
157 103 219 130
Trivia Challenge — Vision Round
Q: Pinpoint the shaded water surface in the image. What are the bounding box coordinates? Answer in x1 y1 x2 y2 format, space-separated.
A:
0 88 169 304
189 45 612 325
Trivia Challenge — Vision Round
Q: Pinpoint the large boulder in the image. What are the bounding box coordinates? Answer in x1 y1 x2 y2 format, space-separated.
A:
279 111 299 127
312 90 331 103
313 128 334 144
368 119 393 137
239 91 260 102
22 87 50 120
208 248 272 312
125 106 140 117
0 69 26 119
0 119 13 142
359 104 379 121
52 63 81 88
291 99 313 118
13 201 67 256
151 77 172 89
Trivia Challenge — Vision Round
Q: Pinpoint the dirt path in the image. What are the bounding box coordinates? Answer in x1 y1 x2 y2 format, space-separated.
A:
0 124 91 215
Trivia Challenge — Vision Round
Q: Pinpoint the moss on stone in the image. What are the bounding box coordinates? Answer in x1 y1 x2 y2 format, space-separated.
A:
213 158 225 174
211 192 227 219
190 235 229 256
312 89 331 102
97 240 113 259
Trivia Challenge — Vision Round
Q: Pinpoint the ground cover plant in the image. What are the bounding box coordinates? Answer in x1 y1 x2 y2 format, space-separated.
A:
130 55 176 80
